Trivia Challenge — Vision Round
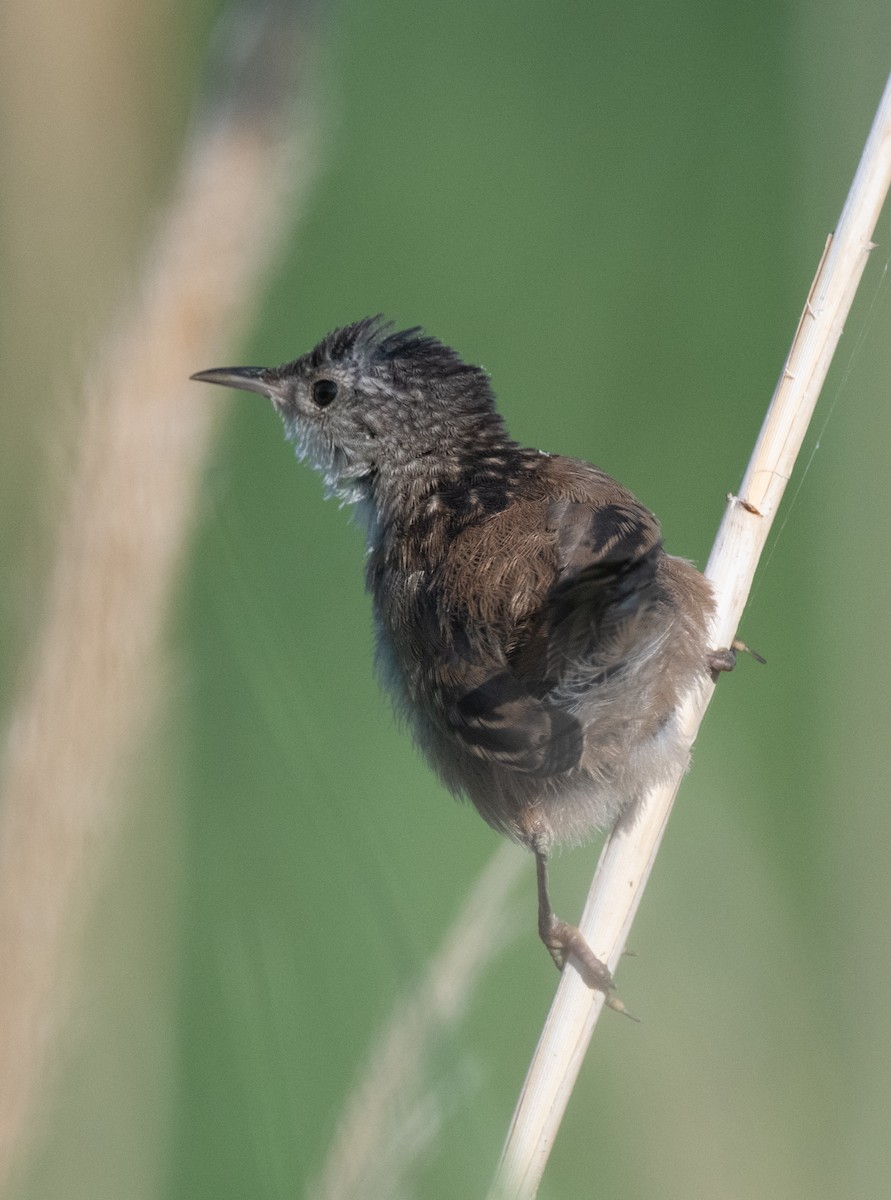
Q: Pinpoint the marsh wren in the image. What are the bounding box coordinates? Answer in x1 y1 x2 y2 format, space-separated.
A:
193 317 732 992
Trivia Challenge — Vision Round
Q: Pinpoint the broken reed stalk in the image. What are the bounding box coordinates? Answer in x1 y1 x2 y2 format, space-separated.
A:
0 2 319 1187
490 67 891 1200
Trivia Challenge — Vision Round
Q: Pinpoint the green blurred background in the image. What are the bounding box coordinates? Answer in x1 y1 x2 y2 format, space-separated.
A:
2 0 891 1197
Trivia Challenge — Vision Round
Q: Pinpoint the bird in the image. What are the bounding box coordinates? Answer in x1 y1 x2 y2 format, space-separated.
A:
193 316 736 993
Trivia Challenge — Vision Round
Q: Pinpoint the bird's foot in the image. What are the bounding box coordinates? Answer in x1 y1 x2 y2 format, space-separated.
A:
708 647 737 673
540 913 613 993
708 638 766 675
540 916 638 1018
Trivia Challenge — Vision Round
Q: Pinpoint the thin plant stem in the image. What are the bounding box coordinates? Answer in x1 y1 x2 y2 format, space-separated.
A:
309 843 524 1200
490 67 891 1200
0 2 320 1186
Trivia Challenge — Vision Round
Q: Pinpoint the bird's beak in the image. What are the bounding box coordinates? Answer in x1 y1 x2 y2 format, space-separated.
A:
190 366 285 403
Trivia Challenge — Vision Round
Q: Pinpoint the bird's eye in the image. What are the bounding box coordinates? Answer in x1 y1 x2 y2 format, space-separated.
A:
312 378 338 407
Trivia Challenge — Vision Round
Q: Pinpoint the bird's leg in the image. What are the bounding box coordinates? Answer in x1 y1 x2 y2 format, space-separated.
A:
534 845 614 994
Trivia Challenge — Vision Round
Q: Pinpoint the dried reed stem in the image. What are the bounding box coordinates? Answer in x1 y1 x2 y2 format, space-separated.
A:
0 3 319 1185
491 68 891 1200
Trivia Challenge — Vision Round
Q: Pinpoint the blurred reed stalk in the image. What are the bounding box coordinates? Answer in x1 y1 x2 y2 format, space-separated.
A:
0 2 321 1187
490 68 891 1200
309 842 524 1200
